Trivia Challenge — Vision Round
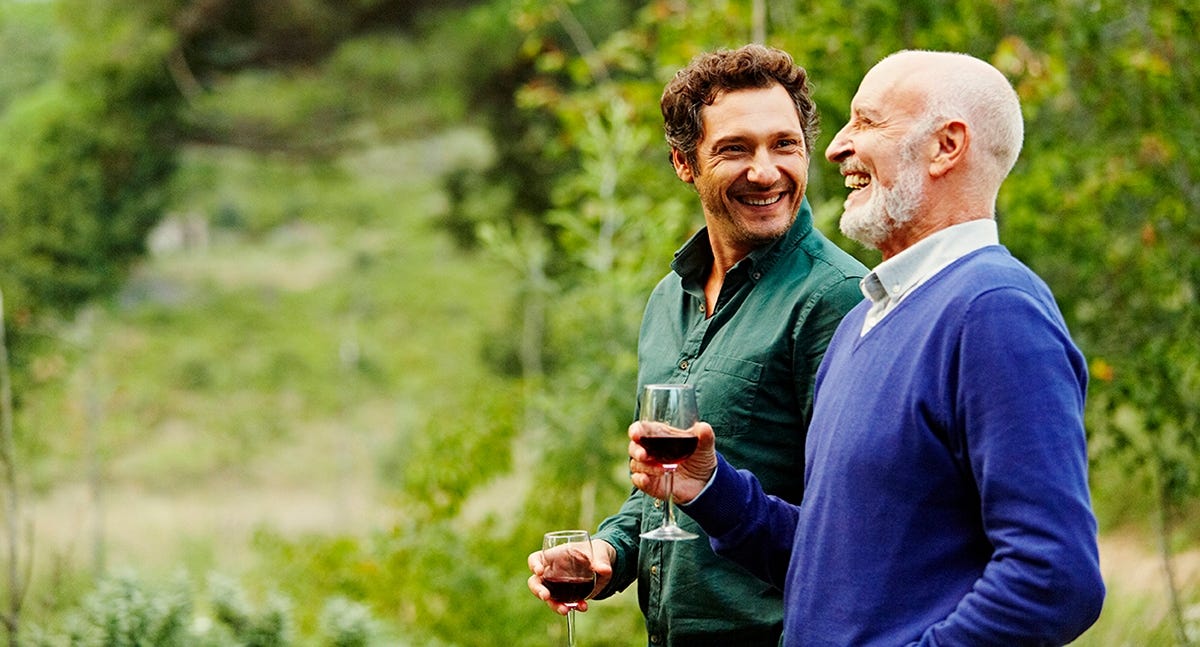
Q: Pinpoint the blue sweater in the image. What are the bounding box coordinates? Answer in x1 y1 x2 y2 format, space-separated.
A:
684 246 1105 646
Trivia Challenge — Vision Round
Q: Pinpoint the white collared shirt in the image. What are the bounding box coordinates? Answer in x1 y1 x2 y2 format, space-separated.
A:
859 219 1000 335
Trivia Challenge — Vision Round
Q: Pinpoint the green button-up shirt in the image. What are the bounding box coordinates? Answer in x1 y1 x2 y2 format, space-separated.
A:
593 200 866 646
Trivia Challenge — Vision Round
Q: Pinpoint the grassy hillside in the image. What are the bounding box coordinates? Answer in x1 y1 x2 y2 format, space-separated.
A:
22 127 512 585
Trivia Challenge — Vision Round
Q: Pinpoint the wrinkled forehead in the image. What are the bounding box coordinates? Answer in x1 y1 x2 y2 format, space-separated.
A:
852 58 930 117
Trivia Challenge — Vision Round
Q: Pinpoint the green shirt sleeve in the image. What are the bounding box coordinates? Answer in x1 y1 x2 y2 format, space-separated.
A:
591 488 645 599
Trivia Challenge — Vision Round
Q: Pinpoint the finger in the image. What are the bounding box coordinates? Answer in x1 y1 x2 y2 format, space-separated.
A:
631 471 650 490
628 439 660 467
527 574 548 600
628 420 643 441
628 440 646 464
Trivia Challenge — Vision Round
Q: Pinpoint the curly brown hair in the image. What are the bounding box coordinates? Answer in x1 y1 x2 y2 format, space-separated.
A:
661 44 818 170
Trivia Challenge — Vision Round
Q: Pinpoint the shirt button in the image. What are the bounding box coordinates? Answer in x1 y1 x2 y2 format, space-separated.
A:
752 271 762 280
650 565 659 575
679 359 689 370
650 635 661 644
653 499 662 508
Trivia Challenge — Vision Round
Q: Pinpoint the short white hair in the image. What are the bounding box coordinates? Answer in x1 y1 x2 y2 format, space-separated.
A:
884 51 1025 183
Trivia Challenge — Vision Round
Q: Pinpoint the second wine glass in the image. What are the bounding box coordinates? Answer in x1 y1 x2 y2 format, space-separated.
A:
542 530 595 647
637 383 700 541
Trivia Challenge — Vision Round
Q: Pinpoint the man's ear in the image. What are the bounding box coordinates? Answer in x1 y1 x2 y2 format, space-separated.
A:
929 120 968 177
671 148 696 184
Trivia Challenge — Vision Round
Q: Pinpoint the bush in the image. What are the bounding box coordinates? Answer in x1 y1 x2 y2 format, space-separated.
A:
25 571 389 646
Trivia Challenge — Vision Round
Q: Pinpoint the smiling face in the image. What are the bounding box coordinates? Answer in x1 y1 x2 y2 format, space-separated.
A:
673 84 809 261
825 59 933 254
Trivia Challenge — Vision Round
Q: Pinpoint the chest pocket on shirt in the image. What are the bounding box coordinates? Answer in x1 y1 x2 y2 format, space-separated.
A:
698 354 763 439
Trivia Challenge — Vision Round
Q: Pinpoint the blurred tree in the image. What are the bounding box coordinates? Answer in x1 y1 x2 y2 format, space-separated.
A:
0 3 187 455
0 0 503 410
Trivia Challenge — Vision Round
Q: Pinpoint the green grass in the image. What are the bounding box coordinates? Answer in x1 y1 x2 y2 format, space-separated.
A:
16 129 514 626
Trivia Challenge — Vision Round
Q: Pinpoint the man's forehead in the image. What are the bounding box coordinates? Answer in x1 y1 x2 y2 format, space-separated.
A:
851 65 926 118
700 86 800 125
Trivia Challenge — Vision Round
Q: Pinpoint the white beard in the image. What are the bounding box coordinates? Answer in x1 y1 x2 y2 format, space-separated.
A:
839 125 932 249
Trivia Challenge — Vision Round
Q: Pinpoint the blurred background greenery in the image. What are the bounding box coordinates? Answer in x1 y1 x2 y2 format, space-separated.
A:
0 0 1196 644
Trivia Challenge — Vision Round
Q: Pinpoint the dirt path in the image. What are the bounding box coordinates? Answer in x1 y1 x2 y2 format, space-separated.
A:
1099 528 1200 597
30 477 388 577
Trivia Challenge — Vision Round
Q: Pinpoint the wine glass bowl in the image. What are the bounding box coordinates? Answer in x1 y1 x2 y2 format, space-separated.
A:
637 384 700 541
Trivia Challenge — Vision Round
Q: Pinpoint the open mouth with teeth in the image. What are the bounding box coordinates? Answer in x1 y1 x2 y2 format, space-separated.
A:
738 193 785 207
844 172 871 191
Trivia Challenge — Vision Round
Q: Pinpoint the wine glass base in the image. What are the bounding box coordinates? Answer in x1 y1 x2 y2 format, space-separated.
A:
640 526 698 541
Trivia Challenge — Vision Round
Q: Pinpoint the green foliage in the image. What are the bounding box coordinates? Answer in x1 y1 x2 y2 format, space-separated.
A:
0 0 182 414
53 573 192 646
27 570 389 646
208 574 294 647
248 524 546 647
318 597 380 647
0 0 62 112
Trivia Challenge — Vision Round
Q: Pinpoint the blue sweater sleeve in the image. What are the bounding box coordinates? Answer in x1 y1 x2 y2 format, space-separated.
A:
916 286 1104 645
681 455 800 590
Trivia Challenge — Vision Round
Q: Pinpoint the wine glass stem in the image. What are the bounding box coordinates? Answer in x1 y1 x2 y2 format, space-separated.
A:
566 608 577 647
664 469 678 529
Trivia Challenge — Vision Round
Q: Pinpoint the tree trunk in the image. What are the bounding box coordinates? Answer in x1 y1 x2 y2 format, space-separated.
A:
1153 460 1192 646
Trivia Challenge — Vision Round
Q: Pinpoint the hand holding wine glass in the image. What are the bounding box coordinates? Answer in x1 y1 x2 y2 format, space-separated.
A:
538 530 596 647
628 418 717 505
634 384 706 541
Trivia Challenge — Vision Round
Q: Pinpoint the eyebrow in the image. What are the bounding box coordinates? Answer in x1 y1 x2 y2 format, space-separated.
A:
852 105 883 122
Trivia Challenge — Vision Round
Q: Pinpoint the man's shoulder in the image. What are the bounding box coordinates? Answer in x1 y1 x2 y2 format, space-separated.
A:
795 227 869 281
943 246 1049 296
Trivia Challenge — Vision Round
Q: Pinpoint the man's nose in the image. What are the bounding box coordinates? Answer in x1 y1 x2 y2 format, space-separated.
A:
747 149 782 185
825 125 851 163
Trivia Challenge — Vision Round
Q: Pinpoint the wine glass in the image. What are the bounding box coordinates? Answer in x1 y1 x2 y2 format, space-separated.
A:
541 530 596 647
637 383 700 541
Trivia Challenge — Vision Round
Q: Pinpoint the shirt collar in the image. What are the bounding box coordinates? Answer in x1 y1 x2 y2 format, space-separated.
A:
860 218 999 305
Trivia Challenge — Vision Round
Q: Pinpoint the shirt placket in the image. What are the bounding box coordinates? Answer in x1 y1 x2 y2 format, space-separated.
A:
645 294 709 645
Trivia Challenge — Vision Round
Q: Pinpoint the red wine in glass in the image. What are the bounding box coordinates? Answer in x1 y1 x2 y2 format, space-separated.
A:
637 435 698 465
544 576 596 605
